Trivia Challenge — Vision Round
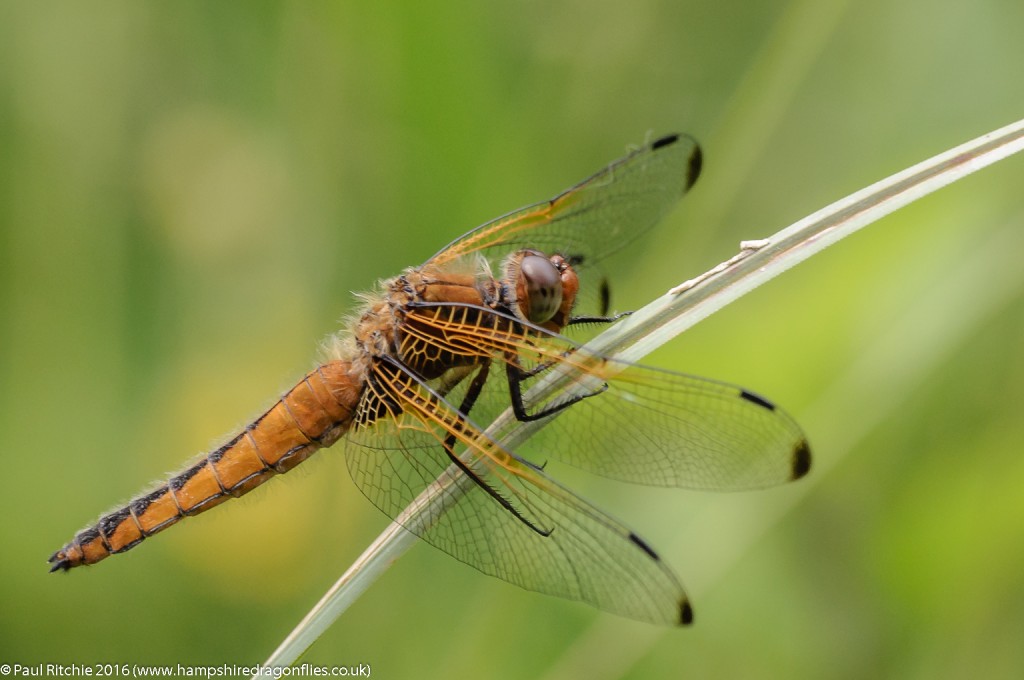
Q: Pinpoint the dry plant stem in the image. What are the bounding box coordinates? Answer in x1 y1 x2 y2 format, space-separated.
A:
256 117 1024 676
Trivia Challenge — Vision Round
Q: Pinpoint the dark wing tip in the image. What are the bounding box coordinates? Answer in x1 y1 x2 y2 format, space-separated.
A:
651 133 680 150
791 440 812 480
628 531 694 626
598 278 611 317
737 389 810 481
684 143 703 191
649 133 703 191
679 599 694 625
628 531 660 561
739 389 775 411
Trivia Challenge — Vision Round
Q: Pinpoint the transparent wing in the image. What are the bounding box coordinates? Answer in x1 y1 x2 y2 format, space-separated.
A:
489 361 809 489
398 302 812 490
341 357 692 626
424 134 702 271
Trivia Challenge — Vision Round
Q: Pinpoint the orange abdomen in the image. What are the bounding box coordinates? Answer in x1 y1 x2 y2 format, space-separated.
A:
49 361 361 572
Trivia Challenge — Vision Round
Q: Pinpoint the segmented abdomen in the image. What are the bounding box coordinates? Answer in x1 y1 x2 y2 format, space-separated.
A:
49 361 361 572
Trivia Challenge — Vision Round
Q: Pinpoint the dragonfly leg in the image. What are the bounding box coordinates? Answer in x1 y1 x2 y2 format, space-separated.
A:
505 355 607 422
567 279 634 325
427 359 553 537
566 310 632 325
441 360 490 455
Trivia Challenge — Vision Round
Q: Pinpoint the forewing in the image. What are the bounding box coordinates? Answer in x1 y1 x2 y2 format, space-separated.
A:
514 360 811 490
425 134 701 270
399 302 811 490
341 357 692 625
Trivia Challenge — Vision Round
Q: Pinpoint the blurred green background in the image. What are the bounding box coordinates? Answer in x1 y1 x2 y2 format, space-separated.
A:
2 1 1023 678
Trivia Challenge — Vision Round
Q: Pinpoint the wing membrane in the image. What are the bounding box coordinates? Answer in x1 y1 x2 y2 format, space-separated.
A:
342 357 691 625
399 301 811 490
425 134 701 270
510 361 810 489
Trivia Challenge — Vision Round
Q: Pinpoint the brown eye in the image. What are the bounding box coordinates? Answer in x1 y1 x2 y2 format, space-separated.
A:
520 254 563 324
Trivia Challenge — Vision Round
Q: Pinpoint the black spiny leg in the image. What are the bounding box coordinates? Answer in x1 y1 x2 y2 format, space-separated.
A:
431 359 552 537
566 310 633 326
505 352 607 423
567 278 633 325
441 360 490 455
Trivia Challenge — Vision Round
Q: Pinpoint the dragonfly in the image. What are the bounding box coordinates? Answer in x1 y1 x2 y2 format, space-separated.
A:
49 133 811 626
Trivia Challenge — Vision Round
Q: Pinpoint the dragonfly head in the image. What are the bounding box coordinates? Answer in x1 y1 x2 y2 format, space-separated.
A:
504 249 579 331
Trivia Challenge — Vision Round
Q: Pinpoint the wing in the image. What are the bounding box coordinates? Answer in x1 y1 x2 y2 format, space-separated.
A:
398 301 812 490
341 356 692 626
424 134 702 272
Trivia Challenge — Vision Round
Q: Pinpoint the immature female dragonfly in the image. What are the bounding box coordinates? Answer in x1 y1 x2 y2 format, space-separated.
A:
50 134 810 626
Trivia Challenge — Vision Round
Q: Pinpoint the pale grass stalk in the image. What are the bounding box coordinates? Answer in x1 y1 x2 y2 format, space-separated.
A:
255 118 1024 677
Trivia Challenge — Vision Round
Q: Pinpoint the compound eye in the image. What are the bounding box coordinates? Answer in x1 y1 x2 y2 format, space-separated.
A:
519 254 563 324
